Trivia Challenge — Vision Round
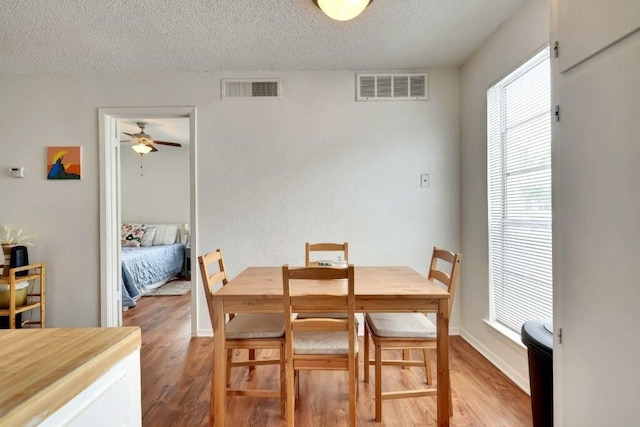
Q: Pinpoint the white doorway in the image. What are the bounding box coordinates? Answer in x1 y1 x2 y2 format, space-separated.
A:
99 107 197 334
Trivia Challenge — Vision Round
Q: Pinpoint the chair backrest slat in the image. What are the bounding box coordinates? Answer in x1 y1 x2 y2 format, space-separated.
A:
429 270 450 287
433 248 457 264
200 249 222 264
206 271 227 289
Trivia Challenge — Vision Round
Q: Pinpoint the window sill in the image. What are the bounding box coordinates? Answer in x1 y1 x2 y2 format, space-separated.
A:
482 318 527 352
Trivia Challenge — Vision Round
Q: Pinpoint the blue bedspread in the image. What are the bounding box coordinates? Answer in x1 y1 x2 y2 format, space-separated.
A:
121 243 185 308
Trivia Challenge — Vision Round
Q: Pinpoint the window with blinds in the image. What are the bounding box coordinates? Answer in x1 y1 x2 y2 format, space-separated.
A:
487 47 552 335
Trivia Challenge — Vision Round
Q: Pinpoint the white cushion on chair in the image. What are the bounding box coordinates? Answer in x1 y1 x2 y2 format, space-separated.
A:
365 313 436 338
226 313 285 339
293 331 359 355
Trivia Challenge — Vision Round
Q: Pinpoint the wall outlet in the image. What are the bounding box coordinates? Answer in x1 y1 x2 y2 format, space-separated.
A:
420 173 430 187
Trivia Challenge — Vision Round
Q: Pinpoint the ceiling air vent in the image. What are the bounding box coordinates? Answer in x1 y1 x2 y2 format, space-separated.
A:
221 79 281 99
356 73 428 101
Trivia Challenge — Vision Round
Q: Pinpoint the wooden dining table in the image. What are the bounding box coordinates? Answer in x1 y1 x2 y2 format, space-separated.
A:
210 266 451 426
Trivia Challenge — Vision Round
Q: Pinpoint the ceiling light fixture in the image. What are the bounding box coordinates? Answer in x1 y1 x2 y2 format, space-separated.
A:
313 0 372 21
132 143 152 155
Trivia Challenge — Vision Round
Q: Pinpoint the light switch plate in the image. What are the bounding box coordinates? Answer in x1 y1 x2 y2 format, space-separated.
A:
420 173 430 187
10 167 25 178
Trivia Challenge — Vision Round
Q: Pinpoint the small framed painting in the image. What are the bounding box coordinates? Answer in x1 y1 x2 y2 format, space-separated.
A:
47 146 81 180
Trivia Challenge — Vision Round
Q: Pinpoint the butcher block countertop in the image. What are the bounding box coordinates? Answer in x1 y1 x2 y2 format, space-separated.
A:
0 327 141 426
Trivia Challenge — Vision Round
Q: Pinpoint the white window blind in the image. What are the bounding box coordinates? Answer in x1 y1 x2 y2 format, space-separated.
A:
487 47 552 334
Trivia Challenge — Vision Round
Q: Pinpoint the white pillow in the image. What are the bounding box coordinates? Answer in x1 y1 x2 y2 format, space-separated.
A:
140 226 157 247
152 225 178 245
152 225 166 245
162 225 178 244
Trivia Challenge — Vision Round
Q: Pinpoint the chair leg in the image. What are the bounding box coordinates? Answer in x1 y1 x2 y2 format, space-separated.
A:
209 360 216 426
364 325 370 383
280 343 286 419
449 373 454 417
375 344 382 422
402 349 411 370
286 358 295 427
356 352 360 398
349 353 357 427
226 349 233 387
295 370 300 406
423 349 433 385
248 349 256 373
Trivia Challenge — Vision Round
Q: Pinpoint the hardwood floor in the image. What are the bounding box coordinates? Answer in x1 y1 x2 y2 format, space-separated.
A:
124 293 532 426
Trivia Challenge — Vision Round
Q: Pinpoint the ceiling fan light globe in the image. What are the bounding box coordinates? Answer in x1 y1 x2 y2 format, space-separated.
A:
132 144 152 154
316 0 371 21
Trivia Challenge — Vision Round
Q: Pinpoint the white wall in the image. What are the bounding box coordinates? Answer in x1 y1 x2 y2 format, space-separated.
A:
120 127 190 225
459 0 549 392
0 70 460 331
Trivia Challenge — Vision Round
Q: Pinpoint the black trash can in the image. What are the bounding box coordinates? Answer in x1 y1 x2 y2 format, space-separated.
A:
0 246 29 329
521 318 553 427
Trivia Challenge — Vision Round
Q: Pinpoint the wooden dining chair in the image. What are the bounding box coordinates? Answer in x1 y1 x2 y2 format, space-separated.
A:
305 242 348 267
198 249 286 418
298 242 353 321
363 247 461 422
282 264 358 427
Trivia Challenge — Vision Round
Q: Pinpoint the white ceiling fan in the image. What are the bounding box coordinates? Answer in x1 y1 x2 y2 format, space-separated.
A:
122 122 182 154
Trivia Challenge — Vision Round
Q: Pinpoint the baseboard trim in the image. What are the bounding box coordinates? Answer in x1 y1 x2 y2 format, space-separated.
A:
460 328 530 394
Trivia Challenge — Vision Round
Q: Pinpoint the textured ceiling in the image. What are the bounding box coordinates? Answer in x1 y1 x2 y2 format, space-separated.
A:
0 0 525 75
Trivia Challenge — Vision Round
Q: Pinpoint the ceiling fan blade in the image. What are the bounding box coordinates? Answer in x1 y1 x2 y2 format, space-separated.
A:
153 140 182 147
123 132 135 137
149 143 159 152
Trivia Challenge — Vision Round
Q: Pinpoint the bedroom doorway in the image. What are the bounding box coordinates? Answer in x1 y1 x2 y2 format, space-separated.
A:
99 107 197 334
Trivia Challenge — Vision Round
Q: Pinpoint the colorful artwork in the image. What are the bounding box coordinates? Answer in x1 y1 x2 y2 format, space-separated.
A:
47 146 81 180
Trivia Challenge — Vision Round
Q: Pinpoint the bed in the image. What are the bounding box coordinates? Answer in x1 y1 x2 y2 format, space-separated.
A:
120 223 187 309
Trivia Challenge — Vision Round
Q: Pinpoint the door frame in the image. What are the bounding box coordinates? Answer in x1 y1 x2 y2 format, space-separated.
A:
99 107 197 334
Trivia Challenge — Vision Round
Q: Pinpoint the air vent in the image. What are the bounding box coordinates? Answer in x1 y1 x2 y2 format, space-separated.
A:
221 79 281 99
357 73 428 101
